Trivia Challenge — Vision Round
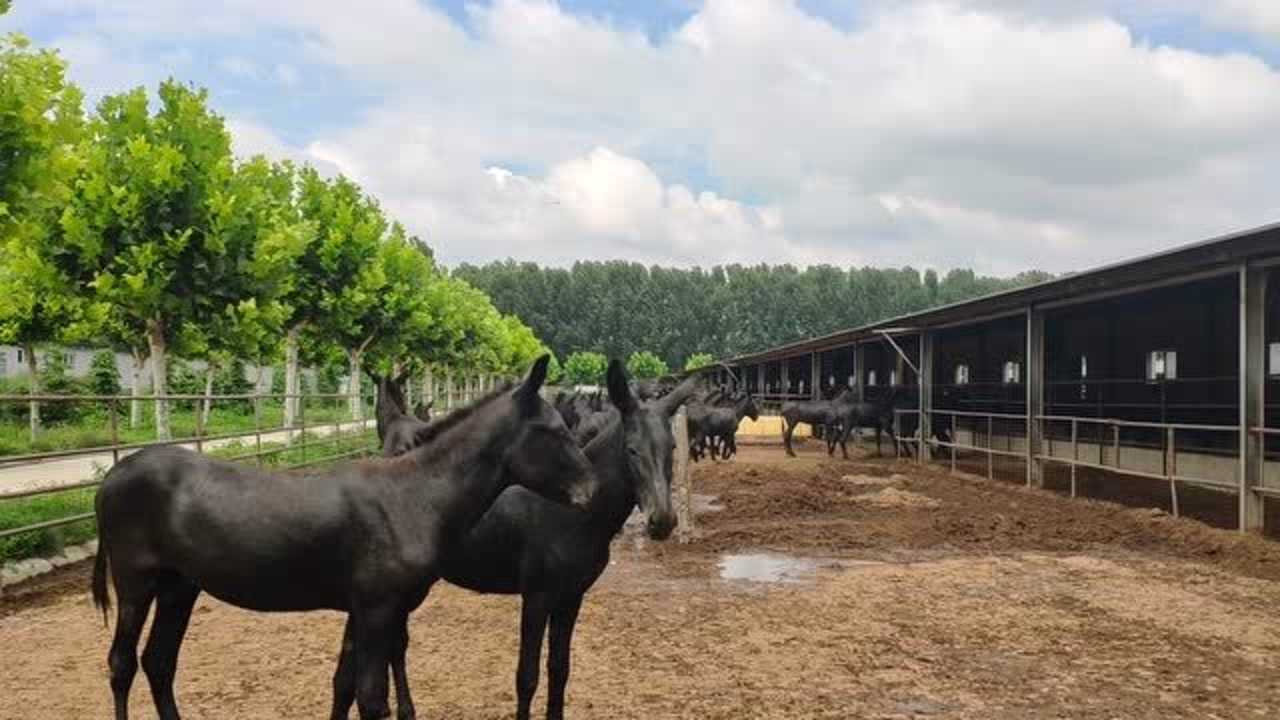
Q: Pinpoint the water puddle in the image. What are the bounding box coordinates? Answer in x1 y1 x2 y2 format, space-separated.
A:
718 553 822 584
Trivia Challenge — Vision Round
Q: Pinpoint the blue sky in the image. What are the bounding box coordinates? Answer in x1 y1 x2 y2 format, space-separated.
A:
5 1 1280 274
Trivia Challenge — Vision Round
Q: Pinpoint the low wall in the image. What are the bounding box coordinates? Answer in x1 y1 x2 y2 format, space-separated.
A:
736 415 811 441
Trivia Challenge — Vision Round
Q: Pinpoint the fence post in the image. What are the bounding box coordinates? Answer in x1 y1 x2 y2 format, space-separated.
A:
1240 263 1266 532
950 413 957 474
298 390 307 465
254 391 263 466
987 415 994 480
1026 305 1045 488
1070 418 1078 498
109 396 120 466
672 406 693 543
1167 426 1179 517
194 395 204 455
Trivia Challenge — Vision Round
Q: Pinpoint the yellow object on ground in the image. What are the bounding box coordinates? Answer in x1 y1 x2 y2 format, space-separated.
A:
735 415 809 439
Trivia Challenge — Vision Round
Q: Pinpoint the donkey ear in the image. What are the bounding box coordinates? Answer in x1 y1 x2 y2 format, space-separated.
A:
517 354 550 412
656 372 701 418
605 359 637 414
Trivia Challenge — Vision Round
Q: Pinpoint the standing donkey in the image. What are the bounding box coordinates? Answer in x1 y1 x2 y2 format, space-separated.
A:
342 360 699 720
92 356 596 720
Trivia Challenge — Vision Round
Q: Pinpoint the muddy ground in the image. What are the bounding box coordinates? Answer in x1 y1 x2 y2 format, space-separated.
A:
4 444 1280 719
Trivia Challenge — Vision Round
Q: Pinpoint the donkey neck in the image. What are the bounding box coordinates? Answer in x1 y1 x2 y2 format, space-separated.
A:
397 398 523 543
582 416 637 538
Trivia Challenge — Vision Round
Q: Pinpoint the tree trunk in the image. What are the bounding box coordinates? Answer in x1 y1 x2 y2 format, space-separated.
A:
347 349 364 421
24 344 40 443
201 362 216 426
148 319 170 440
284 324 301 428
129 348 145 429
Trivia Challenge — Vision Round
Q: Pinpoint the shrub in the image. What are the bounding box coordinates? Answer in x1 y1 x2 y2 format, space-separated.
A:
625 351 668 380
38 350 87 424
88 350 122 396
563 351 608 386
684 352 714 372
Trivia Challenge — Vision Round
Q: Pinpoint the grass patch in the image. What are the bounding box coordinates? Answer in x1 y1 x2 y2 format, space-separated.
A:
0 428 378 565
0 486 98 564
0 399 357 458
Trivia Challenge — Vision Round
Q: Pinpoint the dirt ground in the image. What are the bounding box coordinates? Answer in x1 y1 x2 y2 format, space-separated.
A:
4 444 1280 719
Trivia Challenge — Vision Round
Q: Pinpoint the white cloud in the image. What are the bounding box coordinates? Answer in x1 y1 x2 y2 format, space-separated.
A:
11 0 1280 275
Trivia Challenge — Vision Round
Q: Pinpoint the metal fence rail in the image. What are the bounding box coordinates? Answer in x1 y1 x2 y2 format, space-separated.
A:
897 408 1255 521
0 389 384 546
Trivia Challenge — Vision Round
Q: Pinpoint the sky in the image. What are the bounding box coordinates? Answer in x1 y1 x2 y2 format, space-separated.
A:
4 0 1280 275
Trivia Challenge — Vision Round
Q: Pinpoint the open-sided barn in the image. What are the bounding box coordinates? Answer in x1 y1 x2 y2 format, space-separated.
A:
715 222 1280 534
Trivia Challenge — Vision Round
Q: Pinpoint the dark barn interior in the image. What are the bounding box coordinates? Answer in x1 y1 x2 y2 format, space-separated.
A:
715 224 1280 536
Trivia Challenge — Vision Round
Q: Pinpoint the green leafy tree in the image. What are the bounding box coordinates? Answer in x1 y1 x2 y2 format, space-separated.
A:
0 33 85 440
684 353 714 372
626 350 668 380
270 168 388 427
563 351 608 386
55 81 237 439
38 349 84 424
88 349 122 397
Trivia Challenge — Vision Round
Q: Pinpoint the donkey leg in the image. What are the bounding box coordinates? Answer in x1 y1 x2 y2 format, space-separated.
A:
516 594 551 720
389 620 416 720
353 607 400 720
329 617 358 720
545 595 585 720
782 419 795 457
141 578 200 720
108 585 156 720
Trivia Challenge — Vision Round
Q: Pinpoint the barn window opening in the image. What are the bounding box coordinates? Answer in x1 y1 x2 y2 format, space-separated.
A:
1003 361 1021 384
889 369 897 386
1080 355 1088 378
1147 350 1177 381
16 348 24 364
1270 342 1280 377
847 375 855 388
867 370 878 386
954 364 970 385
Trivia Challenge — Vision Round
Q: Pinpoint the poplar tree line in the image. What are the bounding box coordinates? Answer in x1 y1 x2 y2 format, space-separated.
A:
0 29 549 440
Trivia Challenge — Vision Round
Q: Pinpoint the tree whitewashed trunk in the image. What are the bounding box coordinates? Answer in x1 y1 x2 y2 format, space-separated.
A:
284 324 301 428
148 320 171 440
24 344 40 443
201 363 216 426
130 348 145 429
347 349 364 421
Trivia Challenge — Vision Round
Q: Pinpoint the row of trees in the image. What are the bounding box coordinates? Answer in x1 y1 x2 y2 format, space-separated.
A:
0 28 550 440
454 261 1052 369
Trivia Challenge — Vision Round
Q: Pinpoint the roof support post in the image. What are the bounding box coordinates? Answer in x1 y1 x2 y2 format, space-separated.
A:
854 343 866 403
1240 263 1266 532
1026 306 1045 488
811 352 821 400
780 360 790 399
920 330 933 463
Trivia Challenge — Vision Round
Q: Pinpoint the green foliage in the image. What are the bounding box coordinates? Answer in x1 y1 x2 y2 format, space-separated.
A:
0 34 85 352
455 261 1051 366
36 349 84 423
214 358 253 396
87 349 121 396
684 353 714 372
563 351 608 386
626 351 669 380
166 358 204 395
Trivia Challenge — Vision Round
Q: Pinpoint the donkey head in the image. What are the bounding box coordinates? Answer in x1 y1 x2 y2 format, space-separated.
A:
502 355 597 509
605 360 681 540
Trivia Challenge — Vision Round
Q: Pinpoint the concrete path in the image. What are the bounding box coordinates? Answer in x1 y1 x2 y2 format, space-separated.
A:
0 419 373 496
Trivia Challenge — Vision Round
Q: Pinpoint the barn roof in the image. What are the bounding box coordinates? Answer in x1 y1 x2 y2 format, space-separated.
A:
721 220 1280 365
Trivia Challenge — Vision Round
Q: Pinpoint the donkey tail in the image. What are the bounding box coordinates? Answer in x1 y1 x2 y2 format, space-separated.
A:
91 523 110 626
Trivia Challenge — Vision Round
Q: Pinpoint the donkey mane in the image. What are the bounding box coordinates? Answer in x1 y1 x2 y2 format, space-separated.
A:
410 381 516 448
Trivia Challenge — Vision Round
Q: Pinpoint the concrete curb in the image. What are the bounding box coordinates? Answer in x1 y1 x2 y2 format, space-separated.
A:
0 538 97 592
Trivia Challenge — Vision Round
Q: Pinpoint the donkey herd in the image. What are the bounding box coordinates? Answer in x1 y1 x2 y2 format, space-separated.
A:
89 356 917 719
